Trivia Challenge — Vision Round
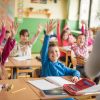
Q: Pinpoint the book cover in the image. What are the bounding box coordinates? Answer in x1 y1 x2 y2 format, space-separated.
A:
42 88 68 96
63 78 95 95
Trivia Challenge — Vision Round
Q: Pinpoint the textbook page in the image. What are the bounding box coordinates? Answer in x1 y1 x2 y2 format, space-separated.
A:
28 79 60 90
78 84 100 94
45 76 74 87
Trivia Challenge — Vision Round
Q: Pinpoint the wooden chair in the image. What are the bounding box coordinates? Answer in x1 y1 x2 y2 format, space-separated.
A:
71 51 85 68
16 67 41 78
5 68 13 79
16 68 34 78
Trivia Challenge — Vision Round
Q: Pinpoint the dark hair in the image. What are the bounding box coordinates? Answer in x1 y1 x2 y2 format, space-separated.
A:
61 28 70 40
49 42 58 48
19 29 29 37
6 30 10 34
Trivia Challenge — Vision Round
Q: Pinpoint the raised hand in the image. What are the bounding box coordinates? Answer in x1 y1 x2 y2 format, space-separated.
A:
0 16 6 27
46 19 56 35
9 21 19 37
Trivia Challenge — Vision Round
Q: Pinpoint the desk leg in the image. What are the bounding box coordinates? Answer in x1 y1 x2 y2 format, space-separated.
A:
74 96 92 100
32 68 41 78
65 53 68 66
11 68 13 79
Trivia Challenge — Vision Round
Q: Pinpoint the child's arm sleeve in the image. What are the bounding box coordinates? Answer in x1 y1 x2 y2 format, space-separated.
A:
57 20 61 46
64 67 80 78
1 37 16 65
0 26 6 45
41 35 50 64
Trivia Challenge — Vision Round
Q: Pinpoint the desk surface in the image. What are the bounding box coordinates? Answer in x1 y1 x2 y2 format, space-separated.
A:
8 54 41 68
0 79 40 100
24 77 99 100
0 77 99 100
5 59 14 67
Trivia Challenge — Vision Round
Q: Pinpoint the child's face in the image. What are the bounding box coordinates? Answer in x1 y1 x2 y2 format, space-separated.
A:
20 32 29 43
68 34 76 44
48 46 60 62
62 32 69 40
77 35 85 46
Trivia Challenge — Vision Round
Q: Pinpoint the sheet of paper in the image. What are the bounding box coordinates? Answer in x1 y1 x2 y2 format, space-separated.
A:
28 79 60 90
13 56 32 61
45 77 74 87
78 84 100 94
62 46 71 51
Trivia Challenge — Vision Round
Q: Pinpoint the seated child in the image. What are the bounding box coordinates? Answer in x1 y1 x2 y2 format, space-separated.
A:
41 20 80 100
10 24 42 57
0 20 16 80
10 25 42 78
72 34 89 77
57 21 76 67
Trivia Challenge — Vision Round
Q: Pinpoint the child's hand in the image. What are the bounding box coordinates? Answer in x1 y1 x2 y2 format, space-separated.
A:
71 76 79 83
46 20 56 35
10 21 19 37
0 16 6 27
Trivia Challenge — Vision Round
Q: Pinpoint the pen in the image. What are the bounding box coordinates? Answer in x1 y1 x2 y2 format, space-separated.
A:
83 80 93 86
12 87 26 93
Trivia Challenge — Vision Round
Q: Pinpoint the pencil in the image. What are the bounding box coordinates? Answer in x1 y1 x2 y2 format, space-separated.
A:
12 87 26 93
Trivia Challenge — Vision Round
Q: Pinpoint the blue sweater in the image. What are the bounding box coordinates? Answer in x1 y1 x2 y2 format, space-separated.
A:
41 35 80 78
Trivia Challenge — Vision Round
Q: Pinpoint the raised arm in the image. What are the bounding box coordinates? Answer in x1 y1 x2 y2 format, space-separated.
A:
41 20 56 64
30 24 42 45
9 21 19 38
57 20 61 46
0 18 6 44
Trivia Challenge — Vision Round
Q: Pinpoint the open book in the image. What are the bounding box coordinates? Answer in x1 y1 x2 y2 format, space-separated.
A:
28 77 73 96
28 76 73 90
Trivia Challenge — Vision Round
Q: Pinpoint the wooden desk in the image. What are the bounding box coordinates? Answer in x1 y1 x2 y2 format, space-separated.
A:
5 59 14 79
0 79 40 100
9 54 41 68
59 47 71 66
0 77 98 100
6 54 42 78
25 77 99 100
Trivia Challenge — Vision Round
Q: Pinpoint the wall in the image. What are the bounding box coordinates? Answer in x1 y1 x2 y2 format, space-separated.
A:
15 0 80 53
15 0 68 19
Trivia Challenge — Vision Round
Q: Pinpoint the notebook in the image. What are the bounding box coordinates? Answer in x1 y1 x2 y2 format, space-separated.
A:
28 76 73 90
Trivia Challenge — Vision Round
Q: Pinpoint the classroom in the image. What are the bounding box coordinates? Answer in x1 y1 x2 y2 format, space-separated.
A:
0 0 100 100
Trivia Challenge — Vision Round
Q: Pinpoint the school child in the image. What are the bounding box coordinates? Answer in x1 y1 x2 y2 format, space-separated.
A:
81 20 94 52
41 20 80 100
87 29 94 52
10 24 42 57
0 20 16 80
72 34 89 77
57 20 76 67
11 24 42 78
